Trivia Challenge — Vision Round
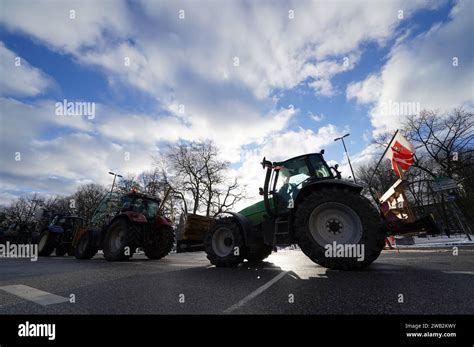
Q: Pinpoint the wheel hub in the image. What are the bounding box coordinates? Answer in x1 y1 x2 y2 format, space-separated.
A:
308 202 363 245
212 227 234 257
326 219 343 234
224 237 233 247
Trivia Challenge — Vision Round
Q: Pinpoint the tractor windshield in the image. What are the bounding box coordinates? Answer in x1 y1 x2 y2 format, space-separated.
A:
274 157 310 203
273 154 332 206
90 192 121 226
120 196 159 220
308 155 332 178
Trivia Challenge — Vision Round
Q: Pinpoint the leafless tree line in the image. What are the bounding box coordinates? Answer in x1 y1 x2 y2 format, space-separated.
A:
0 140 245 230
116 140 246 219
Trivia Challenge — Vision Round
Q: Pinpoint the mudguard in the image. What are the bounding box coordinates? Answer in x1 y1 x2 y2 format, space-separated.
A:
114 211 148 224
295 179 364 205
217 211 257 246
155 215 172 227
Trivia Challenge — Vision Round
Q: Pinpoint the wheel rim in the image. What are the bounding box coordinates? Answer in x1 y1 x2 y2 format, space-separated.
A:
211 227 234 257
308 202 363 246
38 233 48 250
108 227 126 253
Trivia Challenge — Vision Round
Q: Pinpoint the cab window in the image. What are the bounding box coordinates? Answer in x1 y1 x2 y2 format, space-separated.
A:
309 155 332 178
274 157 310 202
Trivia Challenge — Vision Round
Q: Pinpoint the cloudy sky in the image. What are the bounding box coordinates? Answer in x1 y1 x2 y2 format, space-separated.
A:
0 0 473 207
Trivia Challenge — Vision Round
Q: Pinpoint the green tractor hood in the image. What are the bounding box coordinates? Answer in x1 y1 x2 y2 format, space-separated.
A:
238 199 274 225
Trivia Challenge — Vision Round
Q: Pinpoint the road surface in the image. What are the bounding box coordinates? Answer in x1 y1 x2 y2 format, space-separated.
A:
0 247 473 314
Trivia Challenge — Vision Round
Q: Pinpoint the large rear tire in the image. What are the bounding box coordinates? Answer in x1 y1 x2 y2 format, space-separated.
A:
75 230 98 259
38 230 56 257
103 218 136 261
144 225 175 260
295 189 384 270
204 217 244 267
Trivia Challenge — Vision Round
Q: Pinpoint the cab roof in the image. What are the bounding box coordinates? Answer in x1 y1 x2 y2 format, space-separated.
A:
275 152 325 165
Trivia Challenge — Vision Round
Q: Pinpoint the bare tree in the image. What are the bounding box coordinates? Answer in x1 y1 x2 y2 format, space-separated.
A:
404 108 473 179
211 178 246 215
42 195 73 215
166 141 208 215
166 140 245 216
72 183 107 222
3 194 44 226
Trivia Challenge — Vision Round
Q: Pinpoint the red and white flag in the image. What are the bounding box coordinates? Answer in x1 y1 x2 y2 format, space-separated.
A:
384 131 415 177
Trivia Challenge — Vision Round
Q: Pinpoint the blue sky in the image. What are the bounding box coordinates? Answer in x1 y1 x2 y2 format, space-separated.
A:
0 0 472 206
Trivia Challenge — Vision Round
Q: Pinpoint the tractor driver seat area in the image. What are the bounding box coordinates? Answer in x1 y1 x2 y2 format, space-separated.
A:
275 161 311 206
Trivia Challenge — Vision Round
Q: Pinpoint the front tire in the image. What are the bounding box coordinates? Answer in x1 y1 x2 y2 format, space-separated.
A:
295 189 384 270
75 230 98 259
204 217 244 267
144 225 175 260
38 230 56 256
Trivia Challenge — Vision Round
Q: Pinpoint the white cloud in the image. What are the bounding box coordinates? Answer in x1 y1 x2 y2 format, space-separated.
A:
261 124 344 161
0 0 438 100
0 96 295 203
0 98 138 195
309 112 325 122
0 42 54 97
347 0 474 135
0 1 130 54
346 74 383 104
0 0 452 204
308 79 335 97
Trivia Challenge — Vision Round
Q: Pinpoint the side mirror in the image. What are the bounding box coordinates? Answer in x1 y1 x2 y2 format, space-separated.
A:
259 187 264 196
330 164 342 179
260 156 273 169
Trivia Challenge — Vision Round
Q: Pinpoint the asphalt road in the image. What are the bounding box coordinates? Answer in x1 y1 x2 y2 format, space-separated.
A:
0 247 473 314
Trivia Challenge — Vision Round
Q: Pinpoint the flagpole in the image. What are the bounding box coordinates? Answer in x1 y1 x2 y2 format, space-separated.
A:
367 129 399 189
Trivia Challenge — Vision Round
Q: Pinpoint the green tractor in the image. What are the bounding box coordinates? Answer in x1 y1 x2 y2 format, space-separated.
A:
204 152 385 270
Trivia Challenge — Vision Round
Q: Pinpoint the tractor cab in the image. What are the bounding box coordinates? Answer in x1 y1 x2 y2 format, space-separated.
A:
90 191 162 227
119 192 161 221
48 214 84 234
261 152 339 217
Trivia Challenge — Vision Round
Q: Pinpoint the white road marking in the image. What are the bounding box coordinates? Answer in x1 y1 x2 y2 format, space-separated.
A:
223 271 287 314
0 284 69 306
443 271 474 275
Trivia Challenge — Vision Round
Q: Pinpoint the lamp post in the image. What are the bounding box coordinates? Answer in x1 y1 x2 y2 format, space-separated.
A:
334 133 356 183
108 171 123 193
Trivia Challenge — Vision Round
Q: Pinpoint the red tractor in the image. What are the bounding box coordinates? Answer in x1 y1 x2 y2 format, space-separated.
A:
73 191 174 261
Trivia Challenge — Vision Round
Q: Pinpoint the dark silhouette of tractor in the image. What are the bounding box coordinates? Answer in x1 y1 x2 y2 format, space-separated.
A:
73 191 174 261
